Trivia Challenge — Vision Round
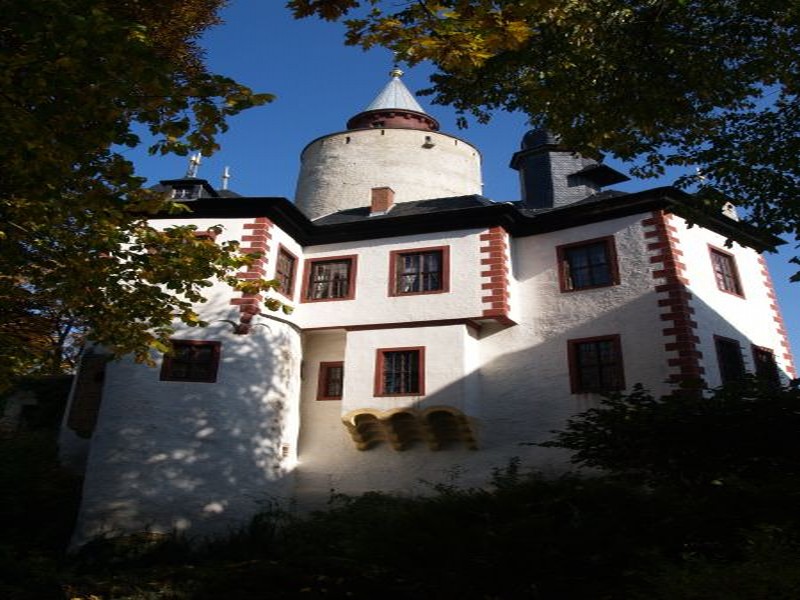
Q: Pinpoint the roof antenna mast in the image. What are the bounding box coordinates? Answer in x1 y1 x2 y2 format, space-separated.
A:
222 166 231 191
186 152 201 178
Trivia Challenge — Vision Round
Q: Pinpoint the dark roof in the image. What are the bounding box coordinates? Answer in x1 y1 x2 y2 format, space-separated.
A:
312 195 494 226
516 190 629 217
572 163 630 186
148 186 782 253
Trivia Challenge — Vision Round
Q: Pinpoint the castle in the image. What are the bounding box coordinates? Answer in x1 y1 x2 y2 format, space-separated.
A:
61 70 795 543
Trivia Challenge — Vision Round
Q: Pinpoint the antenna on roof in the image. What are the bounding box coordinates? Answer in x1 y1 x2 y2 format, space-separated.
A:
222 166 231 190
186 152 201 178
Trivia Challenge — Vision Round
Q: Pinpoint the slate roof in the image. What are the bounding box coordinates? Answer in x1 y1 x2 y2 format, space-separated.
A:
146 180 781 253
312 195 495 225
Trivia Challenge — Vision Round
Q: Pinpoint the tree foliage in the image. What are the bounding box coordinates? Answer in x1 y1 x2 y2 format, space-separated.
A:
290 0 800 268
0 0 275 388
540 380 800 486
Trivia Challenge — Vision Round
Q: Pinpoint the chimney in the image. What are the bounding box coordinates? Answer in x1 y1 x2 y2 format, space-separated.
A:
370 187 395 216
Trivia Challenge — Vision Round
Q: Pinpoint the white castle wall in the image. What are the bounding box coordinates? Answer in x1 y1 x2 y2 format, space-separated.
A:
294 128 482 220
67 196 795 540
292 229 487 328
70 321 302 545
671 217 794 385
291 214 672 503
68 214 304 544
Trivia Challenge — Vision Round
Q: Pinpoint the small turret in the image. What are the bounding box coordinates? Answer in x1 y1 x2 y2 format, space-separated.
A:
510 129 629 209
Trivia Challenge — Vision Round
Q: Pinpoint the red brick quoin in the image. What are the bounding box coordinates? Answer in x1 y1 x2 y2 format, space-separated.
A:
479 226 514 326
642 210 705 387
757 255 797 378
230 217 273 334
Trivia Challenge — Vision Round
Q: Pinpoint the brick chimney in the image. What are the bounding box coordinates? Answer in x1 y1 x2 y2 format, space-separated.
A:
370 187 395 216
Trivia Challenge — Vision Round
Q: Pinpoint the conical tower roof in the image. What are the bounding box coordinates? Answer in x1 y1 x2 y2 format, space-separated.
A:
363 68 426 113
346 69 439 131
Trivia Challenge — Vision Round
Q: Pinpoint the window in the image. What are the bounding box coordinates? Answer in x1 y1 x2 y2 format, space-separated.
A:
160 340 221 383
714 336 745 384
275 246 297 299
171 185 200 200
709 247 743 296
752 345 780 386
303 256 357 301
557 237 619 292
317 362 344 400
193 229 218 242
375 347 425 396
389 247 449 295
568 335 625 393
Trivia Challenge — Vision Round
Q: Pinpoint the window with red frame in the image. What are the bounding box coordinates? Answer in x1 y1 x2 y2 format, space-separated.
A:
160 340 221 383
317 362 344 400
715 336 745 384
752 345 780 386
568 335 625 393
709 247 743 296
558 238 618 291
304 257 356 301
391 248 447 295
275 247 297 298
376 348 424 396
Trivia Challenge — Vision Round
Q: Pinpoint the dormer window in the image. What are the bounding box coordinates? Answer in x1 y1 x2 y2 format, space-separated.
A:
171 185 200 200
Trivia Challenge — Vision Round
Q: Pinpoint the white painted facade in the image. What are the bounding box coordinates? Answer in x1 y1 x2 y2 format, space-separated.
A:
63 74 795 545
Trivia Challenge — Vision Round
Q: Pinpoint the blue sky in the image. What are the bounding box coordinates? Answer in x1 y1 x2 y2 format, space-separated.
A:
124 2 798 360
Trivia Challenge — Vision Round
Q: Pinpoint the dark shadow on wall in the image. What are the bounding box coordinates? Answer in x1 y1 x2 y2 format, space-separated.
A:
295 285 792 503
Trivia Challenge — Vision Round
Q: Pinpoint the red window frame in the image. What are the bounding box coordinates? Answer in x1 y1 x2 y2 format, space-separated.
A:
317 361 344 400
160 340 221 383
374 347 426 397
557 236 619 292
567 335 625 393
275 245 298 300
192 229 219 242
301 255 358 302
708 245 744 297
388 246 450 296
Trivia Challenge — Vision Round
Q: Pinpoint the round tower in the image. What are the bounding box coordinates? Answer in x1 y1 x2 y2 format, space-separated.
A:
294 69 483 220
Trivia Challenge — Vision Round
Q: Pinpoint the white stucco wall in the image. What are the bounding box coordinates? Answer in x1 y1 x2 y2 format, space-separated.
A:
294 128 482 220
671 216 794 385
290 214 672 503
292 229 487 329
71 321 302 545
70 201 796 539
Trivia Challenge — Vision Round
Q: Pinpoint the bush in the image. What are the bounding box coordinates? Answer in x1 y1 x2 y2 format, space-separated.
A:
540 379 800 487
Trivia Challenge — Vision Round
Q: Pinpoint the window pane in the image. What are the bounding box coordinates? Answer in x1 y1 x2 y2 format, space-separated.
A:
753 347 780 385
161 341 220 383
564 241 612 290
326 365 343 397
276 250 295 295
382 350 420 394
716 338 745 384
395 250 443 294
711 250 742 295
573 338 622 392
308 259 351 299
